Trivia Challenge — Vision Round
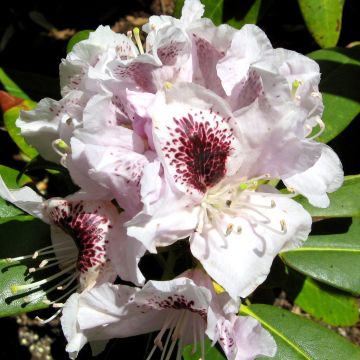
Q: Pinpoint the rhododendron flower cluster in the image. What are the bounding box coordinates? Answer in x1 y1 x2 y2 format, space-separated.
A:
0 0 343 358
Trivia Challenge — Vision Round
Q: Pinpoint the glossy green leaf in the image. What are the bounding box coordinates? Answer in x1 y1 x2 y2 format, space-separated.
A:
296 175 360 218
288 274 359 326
0 67 31 100
298 0 345 48
0 218 51 317
281 218 360 295
0 260 49 317
0 165 33 224
174 0 224 24
0 165 31 189
3 102 39 159
308 47 360 143
183 337 225 360
66 30 92 54
227 0 271 29
242 304 360 359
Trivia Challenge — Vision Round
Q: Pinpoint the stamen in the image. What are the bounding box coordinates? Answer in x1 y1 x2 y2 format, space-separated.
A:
280 219 287 233
51 139 71 157
35 309 62 325
291 79 303 98
308 116 325 140
160 326 174 360
133 27 144 55
11 263 76 294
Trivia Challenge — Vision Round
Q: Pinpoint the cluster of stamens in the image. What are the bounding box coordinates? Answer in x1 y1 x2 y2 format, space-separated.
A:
6 240 78 323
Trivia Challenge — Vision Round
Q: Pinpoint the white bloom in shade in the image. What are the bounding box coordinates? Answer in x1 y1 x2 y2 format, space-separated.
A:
0 176 145 301
127 82 314 299
61 269 276 360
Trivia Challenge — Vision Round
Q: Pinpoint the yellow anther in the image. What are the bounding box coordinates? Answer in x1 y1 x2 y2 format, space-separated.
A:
133 27 144 54
291 79 303 98
164 81 173 90
212 281 225 294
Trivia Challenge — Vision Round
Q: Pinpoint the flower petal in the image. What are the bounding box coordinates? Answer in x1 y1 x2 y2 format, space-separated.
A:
284 145 343 208
191 190 312 298
217 24 272 96
218 315 277 360
151 82 242 197
61 293 88 359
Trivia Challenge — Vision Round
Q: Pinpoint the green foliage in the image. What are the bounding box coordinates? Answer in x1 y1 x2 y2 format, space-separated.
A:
0 165 33 224
298 0 345 48
227 0 271 29
243 304 360 359
282 218 360 295
3 103 39 159
66 30 93 53
308 47 360 143
0 67 39 158
0 217 51 317
0 67 31 100
287 273 359 327
297 175 360 218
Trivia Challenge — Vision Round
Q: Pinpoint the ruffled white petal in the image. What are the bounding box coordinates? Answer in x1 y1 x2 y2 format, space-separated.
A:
284 145 343 208
190 190 312 298
61 293 88 359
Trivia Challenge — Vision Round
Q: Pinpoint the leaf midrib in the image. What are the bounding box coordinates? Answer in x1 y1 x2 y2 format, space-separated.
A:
241 305 312 359
283 247 360 253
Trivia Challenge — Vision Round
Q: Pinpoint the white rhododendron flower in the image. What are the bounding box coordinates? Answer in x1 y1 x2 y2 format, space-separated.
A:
61 269 276 360
0 0 345 358
0 176 145 300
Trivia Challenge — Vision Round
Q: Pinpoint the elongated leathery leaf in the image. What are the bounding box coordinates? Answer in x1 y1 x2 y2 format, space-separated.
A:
242 304 360 359
298 0 345 48
282 218 360 295
286 272 359 327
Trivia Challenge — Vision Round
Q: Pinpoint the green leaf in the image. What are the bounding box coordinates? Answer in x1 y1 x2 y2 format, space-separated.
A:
0 218 51 317
183 337 225 360
0 165 31 189
0 67 31 100
227 0 271 29
174 0 224 24
287 273 359 327
66 30 92 54
0 259 49 317
298 0 345 48
0 165 33 224
296 175 360 218
3 99 39 159
281 218 360 295
308 47 360 143
242 304 360 359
